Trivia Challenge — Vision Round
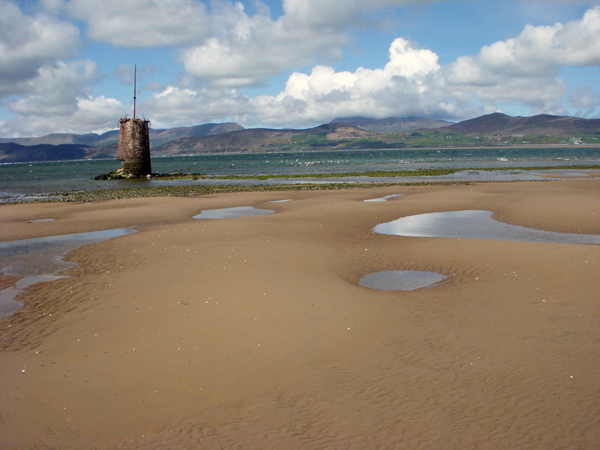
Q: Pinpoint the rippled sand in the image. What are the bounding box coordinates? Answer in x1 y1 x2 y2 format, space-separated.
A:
1 179 599 449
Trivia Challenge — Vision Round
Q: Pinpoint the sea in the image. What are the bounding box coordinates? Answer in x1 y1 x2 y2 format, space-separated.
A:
1 146 599 201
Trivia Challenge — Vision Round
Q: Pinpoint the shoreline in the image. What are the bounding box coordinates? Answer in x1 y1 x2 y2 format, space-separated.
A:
1 179 599 449
1 166 599 205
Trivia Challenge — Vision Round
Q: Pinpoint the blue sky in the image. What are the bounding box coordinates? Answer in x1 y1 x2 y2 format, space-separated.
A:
1 0 599 137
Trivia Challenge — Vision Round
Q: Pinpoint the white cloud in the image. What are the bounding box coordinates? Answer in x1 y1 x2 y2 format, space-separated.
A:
246 38 465 126
447 5 600 83
144 2 600 130
65 0 209 48
180 0 453 87
0 0 80 97
1 96 127 137
2 1 600 137
441 6 600 114
142 85 251 128
143 38 476 128
1 61 128 137
180 1 348 87
556 6 600 66
40 0 66 12
9 60 99 115
151 4 600 124
63 0 448 89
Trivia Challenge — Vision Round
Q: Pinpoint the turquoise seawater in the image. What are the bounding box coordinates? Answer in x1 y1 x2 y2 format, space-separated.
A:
1 147 599 199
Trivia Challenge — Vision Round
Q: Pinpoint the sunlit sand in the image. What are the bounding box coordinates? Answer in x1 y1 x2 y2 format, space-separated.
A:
1 180 599 449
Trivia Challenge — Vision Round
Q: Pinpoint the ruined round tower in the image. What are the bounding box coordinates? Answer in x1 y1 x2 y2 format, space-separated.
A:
117 117 152 176
116 65 152 177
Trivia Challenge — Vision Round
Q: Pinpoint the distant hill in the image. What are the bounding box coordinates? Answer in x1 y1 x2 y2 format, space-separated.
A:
444 113 600 136
0 132 115 147
1 114 598 163
331 117 451 133
0 122 244 149
0 142 113 163
148 123 245 147
153 123 374 156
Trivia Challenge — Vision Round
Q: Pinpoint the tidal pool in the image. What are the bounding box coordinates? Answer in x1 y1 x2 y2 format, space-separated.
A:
193 206 274 220
0 227 137 319
364 194 405 202
360 270 447 291
374 210 600 244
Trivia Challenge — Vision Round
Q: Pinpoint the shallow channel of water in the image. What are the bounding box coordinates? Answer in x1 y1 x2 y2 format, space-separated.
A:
0 228 137 319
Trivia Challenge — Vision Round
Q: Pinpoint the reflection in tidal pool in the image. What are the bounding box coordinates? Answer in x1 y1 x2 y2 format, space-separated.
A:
193 206 274 219
0 228 137 319
364 194 405 202
360 270 447 291
374 210 600 244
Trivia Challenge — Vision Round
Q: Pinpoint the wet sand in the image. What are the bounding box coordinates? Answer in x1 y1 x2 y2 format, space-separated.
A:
1 179 599 449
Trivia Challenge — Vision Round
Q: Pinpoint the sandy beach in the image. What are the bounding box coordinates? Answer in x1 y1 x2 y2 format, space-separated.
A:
1 178 599 449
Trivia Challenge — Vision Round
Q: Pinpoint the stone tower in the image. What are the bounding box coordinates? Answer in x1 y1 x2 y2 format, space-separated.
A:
117 117 152 176
116 65 152 177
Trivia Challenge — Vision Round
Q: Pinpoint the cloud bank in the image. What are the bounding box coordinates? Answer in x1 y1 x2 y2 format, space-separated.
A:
147 5 600 128
1 0 599 137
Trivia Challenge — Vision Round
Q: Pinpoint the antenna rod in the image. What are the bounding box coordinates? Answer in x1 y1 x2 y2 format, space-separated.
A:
133 65 137 119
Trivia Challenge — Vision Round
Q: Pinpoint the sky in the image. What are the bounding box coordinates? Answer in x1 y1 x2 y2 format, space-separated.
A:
1 0 599 138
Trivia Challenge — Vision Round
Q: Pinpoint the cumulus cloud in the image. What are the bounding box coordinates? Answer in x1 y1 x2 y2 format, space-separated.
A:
9 60 98 115
446 6 600 81
0 0 80 97
179 1 349 87
65 0 209 48
142 85 251 127
62 0 449 88
442 6 600 113
144 38 476 128
143 2 600 130
2 1 600 137
246 38 477 127
180 0 452 87
1 61 128 137
1 96 128 137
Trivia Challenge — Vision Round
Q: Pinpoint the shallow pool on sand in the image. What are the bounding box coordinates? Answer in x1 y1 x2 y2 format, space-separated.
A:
364 194 405 202
193 206 274 220
0 228 137 318
374 210 600 244
360 270 447 291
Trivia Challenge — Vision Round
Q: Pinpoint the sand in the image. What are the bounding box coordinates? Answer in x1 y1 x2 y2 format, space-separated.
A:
1 179 599 449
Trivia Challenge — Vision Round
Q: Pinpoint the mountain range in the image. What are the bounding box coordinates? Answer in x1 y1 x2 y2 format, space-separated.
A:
445 113 600 136
0 122 243 148
0 113 598 164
